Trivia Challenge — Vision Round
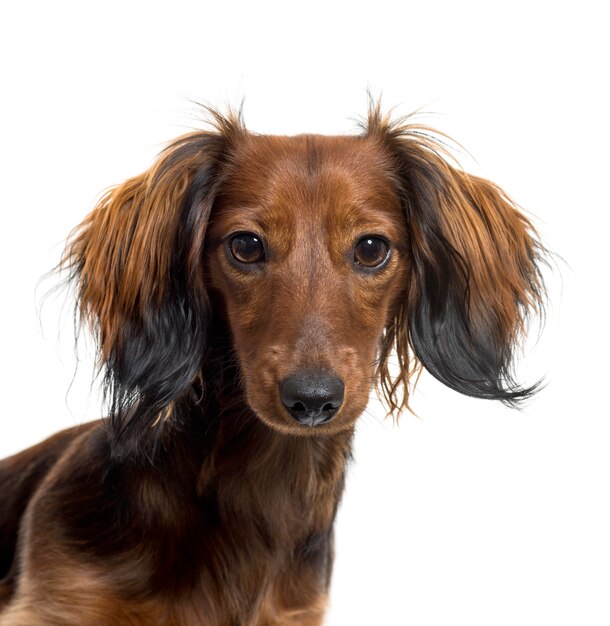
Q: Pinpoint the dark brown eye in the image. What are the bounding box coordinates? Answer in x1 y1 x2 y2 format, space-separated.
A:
353 236 390 269
229 233 265 264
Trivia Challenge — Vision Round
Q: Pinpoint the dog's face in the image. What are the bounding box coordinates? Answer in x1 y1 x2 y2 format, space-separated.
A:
207 134 408 435
64 108 545 453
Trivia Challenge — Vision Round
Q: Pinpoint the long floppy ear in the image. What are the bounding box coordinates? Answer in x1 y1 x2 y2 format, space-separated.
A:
369 109 546 408
62 112 241 457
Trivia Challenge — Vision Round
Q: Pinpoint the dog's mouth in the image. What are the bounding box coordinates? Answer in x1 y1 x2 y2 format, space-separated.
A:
258 405 345 436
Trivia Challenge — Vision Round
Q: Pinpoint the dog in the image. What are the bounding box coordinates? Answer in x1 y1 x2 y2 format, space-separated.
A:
0 103 546 625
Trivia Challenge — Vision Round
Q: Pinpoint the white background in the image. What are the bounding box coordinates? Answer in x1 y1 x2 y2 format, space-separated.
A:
1 2 608 624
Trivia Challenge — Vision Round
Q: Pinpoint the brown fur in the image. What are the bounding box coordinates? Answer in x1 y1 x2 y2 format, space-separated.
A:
0 105 545 624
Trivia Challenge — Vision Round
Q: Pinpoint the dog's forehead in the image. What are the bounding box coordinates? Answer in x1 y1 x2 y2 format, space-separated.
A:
220 133 400 218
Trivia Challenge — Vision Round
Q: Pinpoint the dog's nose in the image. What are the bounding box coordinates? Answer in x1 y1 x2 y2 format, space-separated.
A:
279 370 344 426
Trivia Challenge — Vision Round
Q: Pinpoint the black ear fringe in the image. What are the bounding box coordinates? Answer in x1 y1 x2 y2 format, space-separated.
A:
409 294 543 408
104 291 210 463
408 190 549 407
404 199 544 407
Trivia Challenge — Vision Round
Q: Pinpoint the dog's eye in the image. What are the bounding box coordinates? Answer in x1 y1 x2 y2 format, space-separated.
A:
229 233 265 264
353 236 390 269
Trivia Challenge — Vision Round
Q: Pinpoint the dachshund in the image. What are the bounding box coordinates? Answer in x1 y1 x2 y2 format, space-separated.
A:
0 103 546 625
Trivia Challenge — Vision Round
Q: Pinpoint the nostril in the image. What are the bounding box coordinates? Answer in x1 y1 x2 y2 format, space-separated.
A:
279 369 345 426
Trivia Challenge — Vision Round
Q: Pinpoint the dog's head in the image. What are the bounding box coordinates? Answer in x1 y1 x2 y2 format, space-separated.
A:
64 105 545 452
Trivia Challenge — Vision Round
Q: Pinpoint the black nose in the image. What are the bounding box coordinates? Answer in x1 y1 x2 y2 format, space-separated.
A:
279 369 344 426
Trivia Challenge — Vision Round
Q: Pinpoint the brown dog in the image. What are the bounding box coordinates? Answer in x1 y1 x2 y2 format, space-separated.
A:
0 104 546 625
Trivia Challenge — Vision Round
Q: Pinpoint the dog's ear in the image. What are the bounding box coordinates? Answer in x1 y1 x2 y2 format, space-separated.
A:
370 111 546 408
63 113 241 457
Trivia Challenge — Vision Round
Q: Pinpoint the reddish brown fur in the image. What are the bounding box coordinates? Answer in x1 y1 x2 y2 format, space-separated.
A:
0 106 545 625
